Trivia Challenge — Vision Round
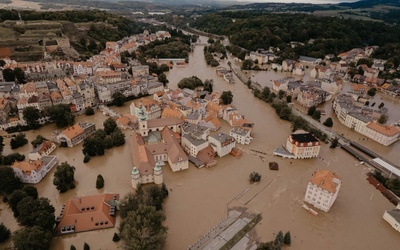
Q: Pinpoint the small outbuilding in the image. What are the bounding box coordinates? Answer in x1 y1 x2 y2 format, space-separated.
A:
269 162 279 171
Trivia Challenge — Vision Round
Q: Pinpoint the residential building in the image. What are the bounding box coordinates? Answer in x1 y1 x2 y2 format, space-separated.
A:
208 133 236 157
304 170 342 212
383 203 400 233
181 134 209 157
285 130 321 159
363 122 400 146
181 122 210 141
28 140 56 160
12 156 58 184
230 127 253 145
55 194 119 235
56 123 96 147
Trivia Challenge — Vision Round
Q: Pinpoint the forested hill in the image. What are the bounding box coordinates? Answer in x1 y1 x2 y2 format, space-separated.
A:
339 0 400 8
190 12 400 61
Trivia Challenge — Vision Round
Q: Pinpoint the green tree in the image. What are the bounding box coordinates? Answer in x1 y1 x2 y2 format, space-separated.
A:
284 231 291 246
0 59 5 67
111 129 125 147
378 102 385 109
85 107 95 116
112 92 126 107
119 205 167 250
286 95 292 103
0 166 23 194
2 153 25 165
31 135 47 148
158 73 169 86
23 107 41 129
53 162 76 193
220 90 233 105
312 110 321 122
13 226 52 250
82 136 105 156
323 117 333 127
70 245 76 250
274 231 284 248
46 104 74 128
203 79 213 93
2 68 14 82
378 114 388 124
330 137 339 148
8 189 28 217
17 197 55 231
84 242 90 250
113 232 121 242
241 59 254 70
104 117 118 135
10 133 28 149
0 223 10 243
13 67 26 84
177 76 203 90
249 172 262 183
22 185 38 199
367 88 377 97
307 106 316 116
96 174 104 189
83 153 91 163
0 135 4 154
278 90 285 99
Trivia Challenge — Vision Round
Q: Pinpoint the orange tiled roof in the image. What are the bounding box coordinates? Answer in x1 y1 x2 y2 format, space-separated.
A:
162 107 182 119
56 193 119 235
12 160 43 175
366 122 400 137
61 124 84 140
309 170 341 193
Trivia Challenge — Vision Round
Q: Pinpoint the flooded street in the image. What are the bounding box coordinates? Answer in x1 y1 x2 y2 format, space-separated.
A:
1 36 399 250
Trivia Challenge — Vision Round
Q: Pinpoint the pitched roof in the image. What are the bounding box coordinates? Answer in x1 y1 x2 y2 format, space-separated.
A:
162 107 183 119
130 133 155 176
309 170 341 193
55 194 119 235
61 124 85 140
12 160 44 176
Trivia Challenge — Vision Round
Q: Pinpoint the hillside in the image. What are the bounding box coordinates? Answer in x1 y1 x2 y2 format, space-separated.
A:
0 9 142 61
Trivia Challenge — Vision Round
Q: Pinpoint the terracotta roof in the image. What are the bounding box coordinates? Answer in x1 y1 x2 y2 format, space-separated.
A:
366 122 400 137
161 127 188 163
130 133 155 176
20 82 37 93
12 160 43 176
309 170 341 193
146 117 183 129
0 47 12 58
55 194 119 235
133 98 160 112
50 91 62 100
162 107 182 119
61 124 84 140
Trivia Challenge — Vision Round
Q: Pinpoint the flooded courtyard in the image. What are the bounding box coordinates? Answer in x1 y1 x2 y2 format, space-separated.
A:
1 36 400 250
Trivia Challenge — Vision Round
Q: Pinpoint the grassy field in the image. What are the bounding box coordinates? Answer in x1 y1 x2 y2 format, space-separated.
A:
0 26 19 40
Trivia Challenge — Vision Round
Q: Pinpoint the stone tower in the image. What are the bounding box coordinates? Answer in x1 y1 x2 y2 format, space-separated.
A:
154 161 163 185
131 167 141 189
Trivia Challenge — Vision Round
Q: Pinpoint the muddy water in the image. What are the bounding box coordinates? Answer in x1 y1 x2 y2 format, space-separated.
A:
0 36 399 250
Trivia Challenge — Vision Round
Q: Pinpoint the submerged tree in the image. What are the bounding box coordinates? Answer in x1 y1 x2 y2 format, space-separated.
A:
53 162 76 193
249 172 262 183
119 205 167 250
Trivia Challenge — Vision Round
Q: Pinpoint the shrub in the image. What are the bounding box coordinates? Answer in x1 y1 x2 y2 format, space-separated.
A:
249 172 262 183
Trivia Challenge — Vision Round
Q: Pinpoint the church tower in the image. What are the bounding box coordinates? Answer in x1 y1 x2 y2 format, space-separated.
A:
154 161 163 185
131 167 141 188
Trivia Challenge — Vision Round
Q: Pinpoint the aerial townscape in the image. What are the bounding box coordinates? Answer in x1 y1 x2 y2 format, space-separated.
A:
1 0 400 249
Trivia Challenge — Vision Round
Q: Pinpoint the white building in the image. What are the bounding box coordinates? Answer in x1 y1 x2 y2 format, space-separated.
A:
28 140 56 161
12 156 58 184
304 170 342 212
56 123 96 147
181 134 209 157
383 203 400 233
208 133 236 157
230 127 253 145
285 130 321 159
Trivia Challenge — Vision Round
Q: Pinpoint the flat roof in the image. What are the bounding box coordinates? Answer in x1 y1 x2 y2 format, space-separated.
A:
372 158 400 177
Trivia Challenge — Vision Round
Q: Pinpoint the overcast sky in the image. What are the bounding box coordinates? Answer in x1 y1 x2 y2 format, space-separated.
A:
235 0 359 3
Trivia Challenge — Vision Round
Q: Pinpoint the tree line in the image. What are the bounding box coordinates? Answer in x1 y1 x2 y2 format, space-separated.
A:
190 12 400 62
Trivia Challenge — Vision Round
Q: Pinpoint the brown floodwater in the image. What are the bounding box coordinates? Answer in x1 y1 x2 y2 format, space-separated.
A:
0 35 399 250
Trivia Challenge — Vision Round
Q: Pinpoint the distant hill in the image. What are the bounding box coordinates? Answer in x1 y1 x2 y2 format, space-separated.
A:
339 0 400 8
